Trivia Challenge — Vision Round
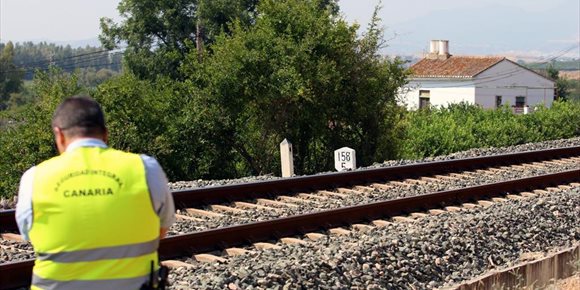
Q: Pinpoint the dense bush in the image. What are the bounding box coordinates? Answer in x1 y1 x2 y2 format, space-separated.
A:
400 101 580 159
185 0 408 176
93 73 237 181
0 70 238 198
0 68 82 198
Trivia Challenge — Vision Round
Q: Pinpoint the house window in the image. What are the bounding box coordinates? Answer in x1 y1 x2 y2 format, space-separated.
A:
419 90 430 109
496 96 502 108
515 96 526 107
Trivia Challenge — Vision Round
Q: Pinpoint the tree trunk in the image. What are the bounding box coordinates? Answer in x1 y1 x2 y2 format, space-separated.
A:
196 19 203 62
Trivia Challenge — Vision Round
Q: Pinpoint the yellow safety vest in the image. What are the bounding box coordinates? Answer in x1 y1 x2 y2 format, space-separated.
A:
29 146 160 290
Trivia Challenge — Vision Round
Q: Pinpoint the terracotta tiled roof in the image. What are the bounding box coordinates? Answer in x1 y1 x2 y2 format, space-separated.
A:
410 56 505 78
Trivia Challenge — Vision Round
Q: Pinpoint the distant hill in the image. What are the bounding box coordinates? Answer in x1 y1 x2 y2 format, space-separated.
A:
523 60 580 71
383 3 579 59
559 71 579 80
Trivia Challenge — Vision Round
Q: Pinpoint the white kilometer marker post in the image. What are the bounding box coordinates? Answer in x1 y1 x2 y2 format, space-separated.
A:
334 147 356 171
280 139 294 177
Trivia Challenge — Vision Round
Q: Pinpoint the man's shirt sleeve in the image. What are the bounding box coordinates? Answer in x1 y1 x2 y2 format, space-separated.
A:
15 167 35 241
141 155 175 229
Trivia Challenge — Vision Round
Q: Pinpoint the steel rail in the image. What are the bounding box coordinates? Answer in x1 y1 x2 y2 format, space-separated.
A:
2 146 579 234
1 169 579 290
0 210 15 233
0 260 33 290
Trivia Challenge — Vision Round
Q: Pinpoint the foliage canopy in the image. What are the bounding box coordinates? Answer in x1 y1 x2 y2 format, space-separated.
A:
99 0 259 79
0 42 25 109
184 0 409 175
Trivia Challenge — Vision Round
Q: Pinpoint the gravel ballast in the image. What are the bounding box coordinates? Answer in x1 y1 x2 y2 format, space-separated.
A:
168 188 580 289
0 239 34 264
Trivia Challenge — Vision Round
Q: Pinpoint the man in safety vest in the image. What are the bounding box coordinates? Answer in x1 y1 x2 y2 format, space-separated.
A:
16 96 175 290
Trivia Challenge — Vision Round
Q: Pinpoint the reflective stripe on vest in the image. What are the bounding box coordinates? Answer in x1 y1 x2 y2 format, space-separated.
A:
36 238 159 263
29 146 160 288
32 274 149 290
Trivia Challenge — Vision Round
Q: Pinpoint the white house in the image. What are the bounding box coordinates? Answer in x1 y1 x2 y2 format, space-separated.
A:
400 40 555 111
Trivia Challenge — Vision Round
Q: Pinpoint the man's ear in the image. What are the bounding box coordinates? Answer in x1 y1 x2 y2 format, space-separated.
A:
53 127 67 154
103 128 109 144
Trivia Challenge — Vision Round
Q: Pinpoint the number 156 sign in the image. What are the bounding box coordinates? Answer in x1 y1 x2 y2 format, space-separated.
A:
334 147 356 171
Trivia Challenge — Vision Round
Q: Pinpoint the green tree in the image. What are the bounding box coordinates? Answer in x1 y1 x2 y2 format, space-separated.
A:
547 64 570 100
0 42 25 109
0 68 81 197
99 0 259 79
77 68 119 88
8 42 122 80
94 73 236 181
184 0 408 175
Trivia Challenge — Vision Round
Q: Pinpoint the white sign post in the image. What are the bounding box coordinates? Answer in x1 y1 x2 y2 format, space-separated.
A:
280 139 294 177
334 147 356 171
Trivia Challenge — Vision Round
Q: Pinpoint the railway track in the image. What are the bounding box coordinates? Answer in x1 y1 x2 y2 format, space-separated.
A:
0 146 579 289
2 146 579 233
168 155 579 233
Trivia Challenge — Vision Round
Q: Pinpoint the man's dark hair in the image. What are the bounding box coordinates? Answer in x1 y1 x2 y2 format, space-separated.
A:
52 96 106 137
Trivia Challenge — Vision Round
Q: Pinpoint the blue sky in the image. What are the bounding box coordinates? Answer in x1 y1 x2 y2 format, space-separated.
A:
1 0 578 59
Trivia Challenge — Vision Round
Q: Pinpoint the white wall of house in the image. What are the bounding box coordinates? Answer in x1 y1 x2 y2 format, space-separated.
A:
401 80 475 110
400 60 555 110
474 60 554 108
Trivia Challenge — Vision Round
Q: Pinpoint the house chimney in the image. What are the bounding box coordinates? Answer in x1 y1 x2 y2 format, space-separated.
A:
438 40 450 60
427 40 440 59
430 40 439 54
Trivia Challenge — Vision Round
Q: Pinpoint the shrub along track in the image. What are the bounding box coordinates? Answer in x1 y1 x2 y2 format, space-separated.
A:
0 146 579 289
